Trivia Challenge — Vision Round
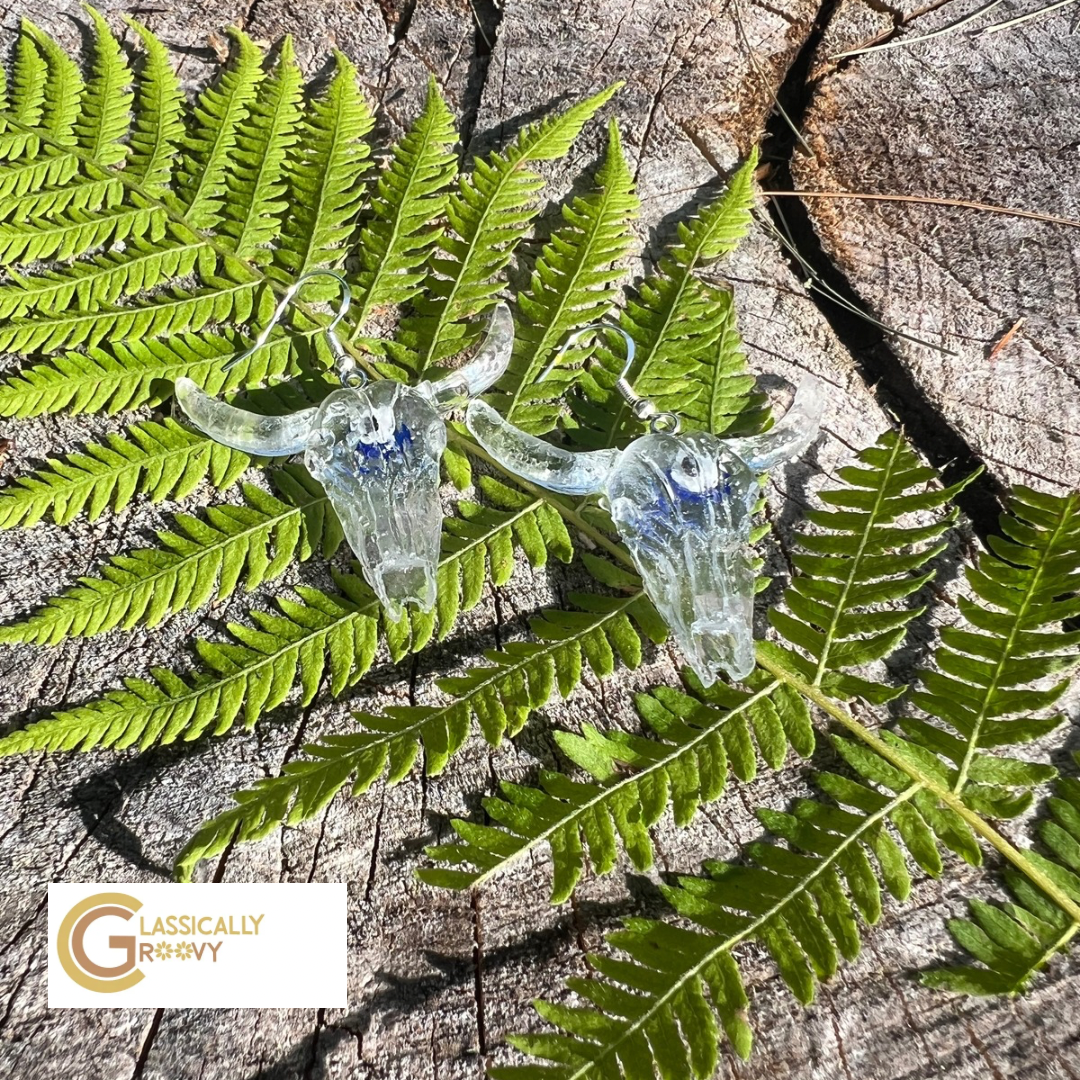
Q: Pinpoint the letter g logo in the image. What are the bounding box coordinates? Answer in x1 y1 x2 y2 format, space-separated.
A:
56 893 144 993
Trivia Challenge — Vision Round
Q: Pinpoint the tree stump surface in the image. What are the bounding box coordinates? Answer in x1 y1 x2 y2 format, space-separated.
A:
0 1 1076 1078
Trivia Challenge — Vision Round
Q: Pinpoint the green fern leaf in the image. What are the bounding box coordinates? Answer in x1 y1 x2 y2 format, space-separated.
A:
22 22 83 143
0 174 122 222
275 50 374 277
0 329 298 418
0 418 252 527
395 83 621 375
175 28 263 229
124 18 185 191
494 118 639 435
352 76 458 326
0 273 262 354
900 486 1080 817
220 37 303 259
0 200 167 270
568 153 758 447
500 720 998 1077
0 467 338 644
925 752 1080 995
496 761 947 1077
176 585 659 880
8 24 47 130
421 430 963 900
0 149 79 200
76 7 134 165
0 468 580 755
420 676 811 901
0 578 380 756
768 429 975 704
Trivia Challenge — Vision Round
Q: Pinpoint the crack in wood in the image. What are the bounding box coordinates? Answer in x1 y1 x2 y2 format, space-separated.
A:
131 1007 165 1080
759 0 1008 541
469 890 488 1063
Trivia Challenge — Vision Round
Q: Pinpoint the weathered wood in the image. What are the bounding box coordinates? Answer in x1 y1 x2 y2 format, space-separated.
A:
0 1 1076 1078
795 0 1080 493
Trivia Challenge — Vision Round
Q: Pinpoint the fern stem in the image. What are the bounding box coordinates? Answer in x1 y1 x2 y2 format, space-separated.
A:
952 493 1080 794
756 647 1080 927
561 782 922 1080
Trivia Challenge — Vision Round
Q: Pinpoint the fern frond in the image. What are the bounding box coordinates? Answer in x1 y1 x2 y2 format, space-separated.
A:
768 429 974 704
76 7 133 165
396 83 621 375
22 22 82 143
275 50 373 277
497 737 971 1078
495 118 639 435
0 329 297 418
175 28 263 229
899 486 1080 817
0 469 582 754
352 76 458 326
925 753 1080 995
0 467 338 644
0 418 252 528
0 273 262 354
124 18 185 191
420 676 812 901
569 153 758 447
176 582 662 880
220 37 303 259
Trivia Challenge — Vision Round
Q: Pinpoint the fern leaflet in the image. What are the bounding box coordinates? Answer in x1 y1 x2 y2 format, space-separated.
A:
0 418 252 527
0 467 338 644
395 83 621 375
351 76 458 327
900 486 1080 817
926 753 1080 995
497 118 640 435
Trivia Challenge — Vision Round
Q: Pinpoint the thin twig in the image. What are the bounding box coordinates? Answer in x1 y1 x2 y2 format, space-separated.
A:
976 0 1080 36
763 189 1080 230
757 205 957 354
832 0 1006 59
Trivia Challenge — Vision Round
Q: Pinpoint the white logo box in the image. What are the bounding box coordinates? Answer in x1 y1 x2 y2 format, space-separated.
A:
49 882 347 1008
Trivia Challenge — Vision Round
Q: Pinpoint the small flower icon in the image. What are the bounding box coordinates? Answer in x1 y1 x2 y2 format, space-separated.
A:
153 942 173 961
176 941 194 961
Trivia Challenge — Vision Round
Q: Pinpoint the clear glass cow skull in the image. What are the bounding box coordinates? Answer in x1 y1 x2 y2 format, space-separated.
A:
466 378 824 684
175 303 514 621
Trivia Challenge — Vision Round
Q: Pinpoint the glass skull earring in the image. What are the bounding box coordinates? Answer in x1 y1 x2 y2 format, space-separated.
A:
174 270 514 621
465 324 825 685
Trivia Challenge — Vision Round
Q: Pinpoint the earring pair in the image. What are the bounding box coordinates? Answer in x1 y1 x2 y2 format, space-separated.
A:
176 282 823 684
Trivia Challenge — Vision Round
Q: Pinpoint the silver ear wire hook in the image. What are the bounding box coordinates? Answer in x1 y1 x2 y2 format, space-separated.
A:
223 269 366 388
541 322 681 435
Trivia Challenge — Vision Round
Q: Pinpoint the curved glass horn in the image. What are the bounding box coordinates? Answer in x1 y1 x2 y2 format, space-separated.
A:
465 400 617 496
